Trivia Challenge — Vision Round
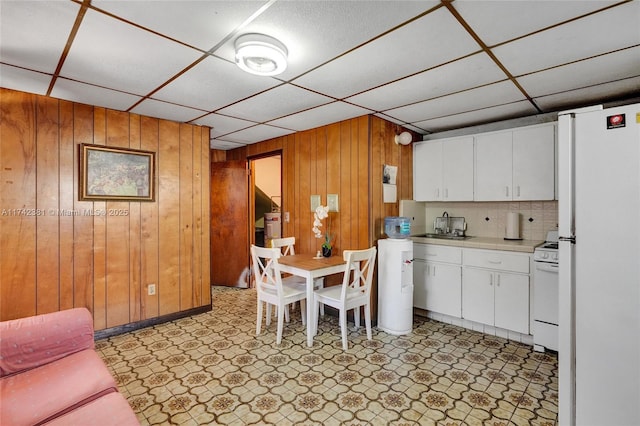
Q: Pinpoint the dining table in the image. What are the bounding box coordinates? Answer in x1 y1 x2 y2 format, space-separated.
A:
278 253 347 347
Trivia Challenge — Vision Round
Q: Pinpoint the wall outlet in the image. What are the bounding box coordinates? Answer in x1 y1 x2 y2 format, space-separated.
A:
284 212 290 222
148 284 156 296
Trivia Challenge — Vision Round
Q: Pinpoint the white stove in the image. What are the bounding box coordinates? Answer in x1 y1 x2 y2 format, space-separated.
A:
533 230 559 352
533 231 559 263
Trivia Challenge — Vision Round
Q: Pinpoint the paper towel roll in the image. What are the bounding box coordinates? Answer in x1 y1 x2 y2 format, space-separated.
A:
505 212 521 240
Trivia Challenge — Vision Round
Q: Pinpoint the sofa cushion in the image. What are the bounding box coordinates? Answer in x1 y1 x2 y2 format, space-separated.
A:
42 391 140 426
0 308 94 377
0 349 117 426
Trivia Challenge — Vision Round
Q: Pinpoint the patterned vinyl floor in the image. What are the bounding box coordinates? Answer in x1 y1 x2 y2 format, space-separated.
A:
96 286 558 425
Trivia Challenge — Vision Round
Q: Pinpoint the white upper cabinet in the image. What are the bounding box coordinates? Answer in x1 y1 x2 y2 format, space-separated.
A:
474 131 513 201
474 123 555 201
512 125 555 200
414 136 474 201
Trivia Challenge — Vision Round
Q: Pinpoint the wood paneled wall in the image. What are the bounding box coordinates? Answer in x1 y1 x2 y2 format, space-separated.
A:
0 88 211 329
226 115 414 254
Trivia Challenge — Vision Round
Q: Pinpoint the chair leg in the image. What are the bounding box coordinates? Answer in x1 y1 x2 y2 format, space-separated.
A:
354 306 360 331
315 279 325 316
266 303 272 327
340 309 348 350
256 299 263 336
276 304 285 345
300 299 306 326
364 303 372 341
284 304 290 323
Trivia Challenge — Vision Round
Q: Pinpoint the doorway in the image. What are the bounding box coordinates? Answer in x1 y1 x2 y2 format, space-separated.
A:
250 154 282 248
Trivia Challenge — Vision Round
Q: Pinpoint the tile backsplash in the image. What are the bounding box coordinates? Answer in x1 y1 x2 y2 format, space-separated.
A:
401 200 558 241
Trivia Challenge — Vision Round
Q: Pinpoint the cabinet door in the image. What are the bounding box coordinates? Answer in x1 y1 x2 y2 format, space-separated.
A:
414 141 442 201
494 273 529 334
426 262 462 317
413 259 429 310
513 125 555 200
462 267 494 325
474 131 513 201
443 136 474 201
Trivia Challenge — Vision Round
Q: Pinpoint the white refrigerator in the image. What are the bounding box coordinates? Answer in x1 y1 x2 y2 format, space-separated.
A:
557 103 640 426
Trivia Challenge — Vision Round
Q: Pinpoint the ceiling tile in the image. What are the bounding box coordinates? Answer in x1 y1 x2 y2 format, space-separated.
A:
61 8 203 96
492 1 640 76
217 84 333 123
413 101 539 133
210 139 249 150
518 46 640 98
130 98 208 123
0 64 52 96
218 124 294 144
0 1 80 73
213 1 439 80
152 56 281 112
533 76 640 111
453 0 620 46
347 52 506 112
91 0 266 52
385 80 527 124
50 78 142 112
268 102 371 131
193 113 256 137
293 6 479 99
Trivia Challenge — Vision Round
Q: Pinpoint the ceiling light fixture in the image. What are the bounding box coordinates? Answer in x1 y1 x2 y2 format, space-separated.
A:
394 131 412 146
234 33 288 76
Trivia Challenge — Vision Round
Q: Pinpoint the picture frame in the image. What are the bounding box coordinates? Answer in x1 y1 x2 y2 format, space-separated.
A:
79 143 155 202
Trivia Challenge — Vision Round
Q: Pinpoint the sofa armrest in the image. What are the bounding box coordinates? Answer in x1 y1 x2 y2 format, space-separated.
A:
0 308 94 377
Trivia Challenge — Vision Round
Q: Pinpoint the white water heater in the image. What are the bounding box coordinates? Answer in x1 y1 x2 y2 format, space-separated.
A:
377 238 413 335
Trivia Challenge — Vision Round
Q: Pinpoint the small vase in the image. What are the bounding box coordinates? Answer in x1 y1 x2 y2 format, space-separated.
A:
322 246 332 258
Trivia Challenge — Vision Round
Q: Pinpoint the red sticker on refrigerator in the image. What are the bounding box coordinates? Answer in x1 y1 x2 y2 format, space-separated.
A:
606 114 626 129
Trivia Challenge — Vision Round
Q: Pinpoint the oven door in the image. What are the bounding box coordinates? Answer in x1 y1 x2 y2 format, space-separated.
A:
534 260 559 351
534 261 559 324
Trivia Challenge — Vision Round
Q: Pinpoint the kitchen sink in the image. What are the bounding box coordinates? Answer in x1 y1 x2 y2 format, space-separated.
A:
413 233 472 240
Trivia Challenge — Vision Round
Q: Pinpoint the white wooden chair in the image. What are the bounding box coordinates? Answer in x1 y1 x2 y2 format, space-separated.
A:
271 236 325 316
312 247 377 350
251 245 307 344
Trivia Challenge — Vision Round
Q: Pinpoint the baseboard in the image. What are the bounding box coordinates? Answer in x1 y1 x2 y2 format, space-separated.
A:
94 304 212 340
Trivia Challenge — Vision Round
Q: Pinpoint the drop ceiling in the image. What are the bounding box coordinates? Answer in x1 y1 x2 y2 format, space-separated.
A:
1 0 638 150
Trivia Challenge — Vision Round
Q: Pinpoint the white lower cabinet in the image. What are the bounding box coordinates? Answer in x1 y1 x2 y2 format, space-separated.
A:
462 248 530 334
413 244 462 317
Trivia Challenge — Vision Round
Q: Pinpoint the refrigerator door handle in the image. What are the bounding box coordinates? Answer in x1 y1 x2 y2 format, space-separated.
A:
559 236 576 244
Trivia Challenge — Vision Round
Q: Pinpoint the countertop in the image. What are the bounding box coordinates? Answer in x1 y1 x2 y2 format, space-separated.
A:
410 235 544 253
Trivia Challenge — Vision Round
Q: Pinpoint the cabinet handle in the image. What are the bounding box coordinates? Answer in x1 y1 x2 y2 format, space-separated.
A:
433 265 436 277
516 185 521 197
505 186 509 197
489 275 493 286
496 274 501 286
488 260 502 264
426 253 438 257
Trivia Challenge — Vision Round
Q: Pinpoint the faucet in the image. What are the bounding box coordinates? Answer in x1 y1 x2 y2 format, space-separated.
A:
442 211 450 233
442 211 449 218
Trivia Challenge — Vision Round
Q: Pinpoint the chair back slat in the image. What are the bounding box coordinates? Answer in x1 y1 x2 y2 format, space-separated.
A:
271 237 296 257
341 247 377 302
251 245 283 294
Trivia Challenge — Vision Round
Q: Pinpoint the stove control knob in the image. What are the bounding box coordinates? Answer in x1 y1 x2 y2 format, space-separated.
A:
552 253 559 262
542 252 549 259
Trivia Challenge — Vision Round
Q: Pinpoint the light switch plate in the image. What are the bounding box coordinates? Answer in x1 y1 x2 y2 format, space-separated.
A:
327 194 339 212
310 195 321 212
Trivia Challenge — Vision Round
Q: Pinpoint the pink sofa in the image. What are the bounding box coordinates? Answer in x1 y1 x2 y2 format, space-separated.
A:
0 308 139 426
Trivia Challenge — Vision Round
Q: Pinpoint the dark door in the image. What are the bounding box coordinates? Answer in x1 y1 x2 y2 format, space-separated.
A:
210 160 250 287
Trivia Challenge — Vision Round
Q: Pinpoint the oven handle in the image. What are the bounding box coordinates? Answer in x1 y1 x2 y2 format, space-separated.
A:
535 262 559 273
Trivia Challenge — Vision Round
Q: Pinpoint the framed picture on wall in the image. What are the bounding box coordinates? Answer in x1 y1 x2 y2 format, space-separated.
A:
79 144 155 201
